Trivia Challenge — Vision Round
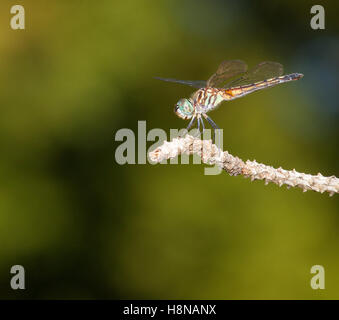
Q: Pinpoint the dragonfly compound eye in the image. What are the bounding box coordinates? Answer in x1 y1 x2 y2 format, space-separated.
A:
174 99 194 120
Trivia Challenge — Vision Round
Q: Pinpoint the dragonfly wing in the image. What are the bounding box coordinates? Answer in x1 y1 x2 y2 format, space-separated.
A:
154 77 207 89
224 61 284 88
206 60 248 88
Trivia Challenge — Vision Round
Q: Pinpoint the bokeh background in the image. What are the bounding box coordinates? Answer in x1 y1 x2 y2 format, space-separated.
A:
0 0 338 299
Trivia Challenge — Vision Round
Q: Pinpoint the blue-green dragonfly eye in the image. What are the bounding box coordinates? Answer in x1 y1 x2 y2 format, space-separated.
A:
174 98 194 119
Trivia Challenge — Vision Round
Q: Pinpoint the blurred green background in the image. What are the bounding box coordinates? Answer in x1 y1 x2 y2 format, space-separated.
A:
0 0 338 299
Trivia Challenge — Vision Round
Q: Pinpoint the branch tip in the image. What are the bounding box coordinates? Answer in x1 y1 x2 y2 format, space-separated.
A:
148 135 338 196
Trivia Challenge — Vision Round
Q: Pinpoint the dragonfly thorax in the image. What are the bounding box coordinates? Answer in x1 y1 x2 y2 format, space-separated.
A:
174 98 194 119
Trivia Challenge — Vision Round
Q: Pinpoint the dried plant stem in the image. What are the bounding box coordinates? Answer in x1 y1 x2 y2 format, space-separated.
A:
149 135 338 196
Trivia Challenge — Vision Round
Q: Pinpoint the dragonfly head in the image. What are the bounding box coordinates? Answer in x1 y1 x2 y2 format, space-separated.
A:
174 98 194 119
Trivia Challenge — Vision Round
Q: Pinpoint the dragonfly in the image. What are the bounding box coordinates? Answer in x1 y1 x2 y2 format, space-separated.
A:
155 60 303 136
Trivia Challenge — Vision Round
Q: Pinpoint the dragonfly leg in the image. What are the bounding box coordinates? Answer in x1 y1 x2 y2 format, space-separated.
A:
200 116 205 135
194 116 201 138
185 115 196 131
202 114 221 145
202 114 219 129
178 115 196 138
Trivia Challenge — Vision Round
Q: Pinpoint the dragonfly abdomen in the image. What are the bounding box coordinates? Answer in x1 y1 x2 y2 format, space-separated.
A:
222 73 303 100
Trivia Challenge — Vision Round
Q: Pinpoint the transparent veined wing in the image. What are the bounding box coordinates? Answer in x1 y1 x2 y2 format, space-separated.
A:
154 77 207 89
206 60 248 88
224 61 284 89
